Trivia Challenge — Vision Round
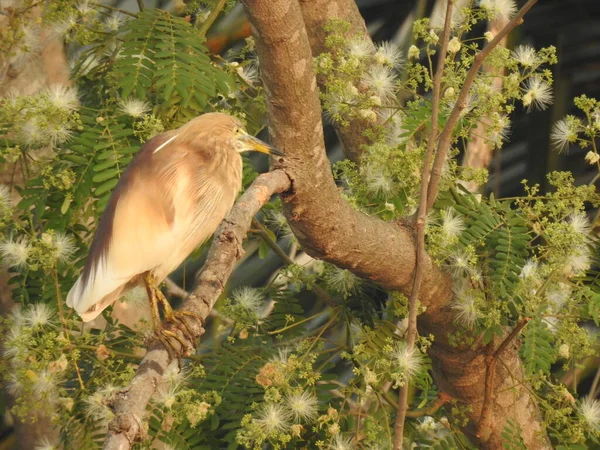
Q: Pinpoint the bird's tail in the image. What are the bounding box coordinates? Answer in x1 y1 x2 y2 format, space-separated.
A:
66 274 127 322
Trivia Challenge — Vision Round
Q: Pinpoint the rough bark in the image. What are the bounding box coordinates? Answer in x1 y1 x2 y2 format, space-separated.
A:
103 170 291 450
298 0 374 163
242 1 550 448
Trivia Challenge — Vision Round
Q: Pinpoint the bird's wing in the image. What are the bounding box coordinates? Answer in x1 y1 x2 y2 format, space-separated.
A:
66 132 189 320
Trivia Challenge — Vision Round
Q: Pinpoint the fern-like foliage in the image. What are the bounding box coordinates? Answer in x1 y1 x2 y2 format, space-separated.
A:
112 9 234 120
521 316 557 376
450 188 530 308
191 340 272 447
501 419 528 450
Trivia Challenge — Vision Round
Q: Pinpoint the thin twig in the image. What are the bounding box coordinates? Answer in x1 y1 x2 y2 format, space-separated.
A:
252 218 295 264
136 0 144 12
392 2 453 449
163 277 189 299
426 0 539 210
92 2 137 18
252 218 336 307
197 0 227 34
477 317 530 441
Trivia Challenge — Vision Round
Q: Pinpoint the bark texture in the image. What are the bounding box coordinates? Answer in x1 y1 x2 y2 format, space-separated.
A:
242 1 550 448
298 0 372 162
103 170 291 450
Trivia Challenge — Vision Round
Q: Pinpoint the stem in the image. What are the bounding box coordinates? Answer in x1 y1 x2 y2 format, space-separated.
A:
197 0 227 35
136 0 144 12
426 0 539 210
252 218 335 307
393 2 453 449
92 3 137 18
53 270 85 391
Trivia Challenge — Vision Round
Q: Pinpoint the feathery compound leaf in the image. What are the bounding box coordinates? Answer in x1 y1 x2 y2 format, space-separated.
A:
502 419 528 450
521 318 557 376
112 9 234 115
449 187 530 304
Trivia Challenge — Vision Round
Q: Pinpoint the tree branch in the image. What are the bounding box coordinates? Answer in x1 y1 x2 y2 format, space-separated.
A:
426 0 539 210
393 1 453 448
242 1 550 448
298 0 373 162
241 0 452 313
102 170 291 450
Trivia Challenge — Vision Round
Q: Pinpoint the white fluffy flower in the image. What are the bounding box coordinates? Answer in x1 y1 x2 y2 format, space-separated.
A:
45 84 79 112
562 246 592 278
451 290 481 329
119 98 150 118
84 386 118 425
580 397 600 432
546 282 572 311
0 236 31 269
231 286 265 316
441 208 465 240
480 0 517 22
105 14 125 32
374 42 403 68
256 403 292 434
347 39 375 60
550 117 581 152
362 65 396 100
519 259 539 279
558 343 570 359
286 391 318 422
511 45 539 67
24 303 55 328
390 342 423 381
0 185 13 213
568 212 592 241
364 163 396 197
488 114 511 147
34 437 58 450
20 119 46 146
447 249 476 279
408 45 420 60
328 434 355 450
325 266 362 298
522 76 553 111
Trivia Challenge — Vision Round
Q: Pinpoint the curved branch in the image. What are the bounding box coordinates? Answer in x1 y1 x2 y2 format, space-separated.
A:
102 170 291 450
241 0 452 314
241 1 550 448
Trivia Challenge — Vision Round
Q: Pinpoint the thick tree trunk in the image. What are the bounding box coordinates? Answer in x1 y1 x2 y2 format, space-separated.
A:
242 0 551 448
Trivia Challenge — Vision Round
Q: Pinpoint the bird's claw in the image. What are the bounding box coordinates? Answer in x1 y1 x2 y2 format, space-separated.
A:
154 327 192 359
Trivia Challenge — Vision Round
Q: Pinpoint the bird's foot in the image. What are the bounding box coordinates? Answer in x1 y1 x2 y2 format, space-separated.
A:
153 327 192 359
163 309 204 345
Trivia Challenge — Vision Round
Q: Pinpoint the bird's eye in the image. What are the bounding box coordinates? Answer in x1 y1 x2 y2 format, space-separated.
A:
233 127 241 135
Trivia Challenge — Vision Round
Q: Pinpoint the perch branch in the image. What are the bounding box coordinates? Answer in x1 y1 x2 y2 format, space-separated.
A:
102 170 291 450
393 2 453 448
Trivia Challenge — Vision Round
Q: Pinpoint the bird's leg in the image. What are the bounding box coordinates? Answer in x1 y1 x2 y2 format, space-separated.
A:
143 273 200 346
143 273 190 357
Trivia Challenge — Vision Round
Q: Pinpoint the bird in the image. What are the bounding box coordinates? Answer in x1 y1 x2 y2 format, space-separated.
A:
66 112 282 346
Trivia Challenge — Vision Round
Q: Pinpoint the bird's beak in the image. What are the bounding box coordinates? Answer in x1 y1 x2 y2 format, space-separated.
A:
239 133 284 156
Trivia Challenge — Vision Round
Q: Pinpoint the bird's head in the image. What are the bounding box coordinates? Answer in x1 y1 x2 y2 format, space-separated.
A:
179 112 283 157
